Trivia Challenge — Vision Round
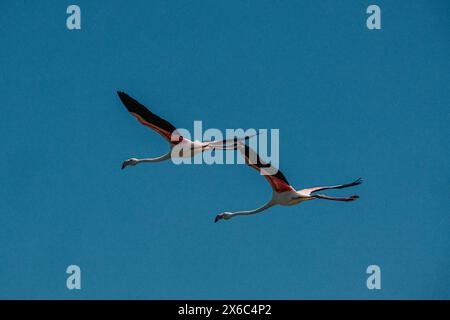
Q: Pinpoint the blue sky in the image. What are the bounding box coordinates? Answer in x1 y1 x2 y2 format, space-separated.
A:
0 1 449 299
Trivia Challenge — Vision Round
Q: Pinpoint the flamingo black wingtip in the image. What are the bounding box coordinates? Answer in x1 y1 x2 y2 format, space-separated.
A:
117 91 127 99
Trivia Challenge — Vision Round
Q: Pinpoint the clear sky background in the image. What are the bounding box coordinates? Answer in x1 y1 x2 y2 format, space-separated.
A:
0 1 449 299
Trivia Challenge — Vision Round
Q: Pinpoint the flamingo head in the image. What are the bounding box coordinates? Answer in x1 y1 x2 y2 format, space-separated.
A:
121 158 139 170
214 212 231 223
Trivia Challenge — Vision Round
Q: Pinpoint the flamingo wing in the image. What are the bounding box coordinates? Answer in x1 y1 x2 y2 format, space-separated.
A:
117 91 182 144
239 143 293 193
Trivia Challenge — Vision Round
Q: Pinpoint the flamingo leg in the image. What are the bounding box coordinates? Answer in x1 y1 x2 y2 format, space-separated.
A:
313 194 359 202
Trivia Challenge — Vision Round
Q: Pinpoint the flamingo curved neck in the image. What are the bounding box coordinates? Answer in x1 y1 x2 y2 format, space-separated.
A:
227 201 275 218
137 152 171 163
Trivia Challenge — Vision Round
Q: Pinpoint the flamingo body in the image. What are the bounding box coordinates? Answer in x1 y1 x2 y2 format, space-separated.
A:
215 143 362 222
117 91 247 169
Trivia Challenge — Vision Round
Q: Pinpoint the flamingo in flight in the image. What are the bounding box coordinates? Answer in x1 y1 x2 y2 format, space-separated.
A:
117 91 247 169
215 143 362 222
